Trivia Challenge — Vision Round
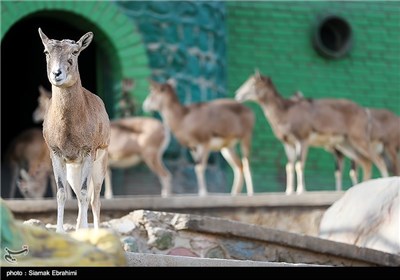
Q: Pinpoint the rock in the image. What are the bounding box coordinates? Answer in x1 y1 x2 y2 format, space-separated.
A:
319 177 400 255
0 199 127 266
121 236 139 252
167 247 199 257
190 238 218 251
45 223 57 231
64 223 76 232
221 239 265 260
23 219 46 230
130 210 176 250
70 229 127 265
205 246 226 259
106 217 136 235
45 223 75 232
1 199 24 250
148 227 174 250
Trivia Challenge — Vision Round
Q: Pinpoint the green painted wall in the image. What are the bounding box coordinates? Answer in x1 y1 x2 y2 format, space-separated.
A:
227 1 400 192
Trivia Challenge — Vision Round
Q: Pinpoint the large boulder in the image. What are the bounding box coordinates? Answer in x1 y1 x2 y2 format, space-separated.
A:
319 177 399 255
0 199 127 266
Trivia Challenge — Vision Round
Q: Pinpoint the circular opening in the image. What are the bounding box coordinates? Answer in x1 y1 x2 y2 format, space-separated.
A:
313 15 352 59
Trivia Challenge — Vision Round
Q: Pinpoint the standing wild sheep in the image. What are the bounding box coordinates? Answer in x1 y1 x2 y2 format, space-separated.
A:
143 80 255 196
38 28 110 232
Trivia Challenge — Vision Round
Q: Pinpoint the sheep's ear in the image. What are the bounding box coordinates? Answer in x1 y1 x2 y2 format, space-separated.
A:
38 85 45 94
296 91 304 98
254 68 261 78
38 28 49 46
38 85 51 98
77 32 93 52
149 79 158 87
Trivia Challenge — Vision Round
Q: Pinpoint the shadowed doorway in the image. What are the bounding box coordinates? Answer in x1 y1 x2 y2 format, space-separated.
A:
1 15 97 198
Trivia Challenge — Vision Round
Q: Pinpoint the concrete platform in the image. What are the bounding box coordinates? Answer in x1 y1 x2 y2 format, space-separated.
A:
125 252 319 266
4 191 344 213
2 192 346 238
5 193 400 266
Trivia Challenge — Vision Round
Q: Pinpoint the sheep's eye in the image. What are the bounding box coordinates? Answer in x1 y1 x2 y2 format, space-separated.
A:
68 59 73 65
44 50 49 55
72 51 79 56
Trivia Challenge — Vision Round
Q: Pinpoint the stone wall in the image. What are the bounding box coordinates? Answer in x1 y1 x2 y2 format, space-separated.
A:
9 191 400 266
103 210 399 266
24 209 399 266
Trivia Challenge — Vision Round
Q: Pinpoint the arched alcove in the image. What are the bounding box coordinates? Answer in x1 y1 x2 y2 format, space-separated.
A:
1 1 151 197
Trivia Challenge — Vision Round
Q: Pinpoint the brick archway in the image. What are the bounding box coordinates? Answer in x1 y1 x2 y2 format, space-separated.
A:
1 1 151 113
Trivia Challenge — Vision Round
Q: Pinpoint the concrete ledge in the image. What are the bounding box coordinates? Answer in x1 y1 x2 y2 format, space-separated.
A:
4 191 343 213
169 211 400 266
125 252 318 267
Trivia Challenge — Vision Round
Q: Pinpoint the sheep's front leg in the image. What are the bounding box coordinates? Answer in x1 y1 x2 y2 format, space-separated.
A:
221 147 243 196
349 160 358 186
332 149 344 191
336 142 371 182
295 141 308 195
386 146 400 176
104 167 113 199
191 145 210 197
142 150 172 198
50 152 67 233
283 143 296 195
76 155 93 229
91 149 108 229
9 163 19 198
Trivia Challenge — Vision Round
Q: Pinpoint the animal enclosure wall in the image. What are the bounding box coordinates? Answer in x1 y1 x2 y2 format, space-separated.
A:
227 1 400 192
1 1 398 197
125 1 400 194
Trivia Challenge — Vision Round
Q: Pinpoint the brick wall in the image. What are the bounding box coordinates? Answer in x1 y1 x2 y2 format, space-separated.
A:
227 1 400 192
